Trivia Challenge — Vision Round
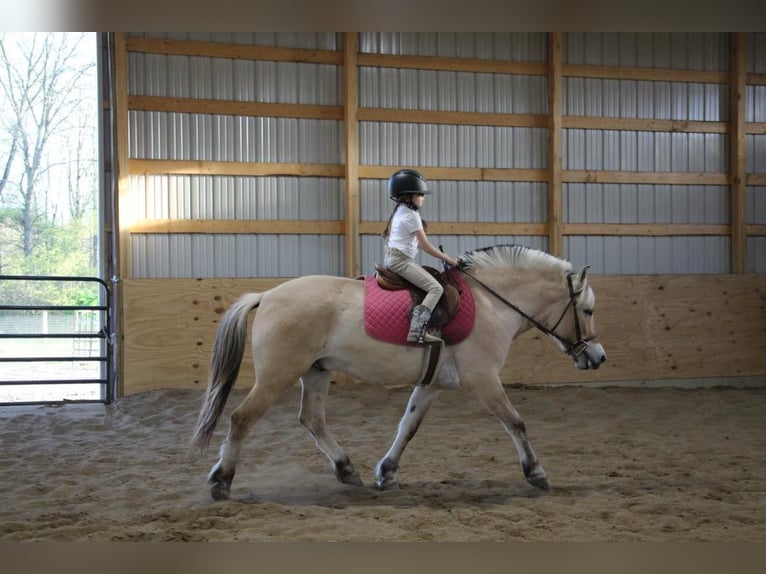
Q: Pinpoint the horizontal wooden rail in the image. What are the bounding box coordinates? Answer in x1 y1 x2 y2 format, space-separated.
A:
358 165 548 182
129 159 761 188
129 159 344 178
358 108 547 128
129 95 343 120
128 220 766 237
129 219 344 234
562 223 730 236
562 64 728 84
127 94 763 136
563 116 728 134
357 53 547 76
563 170 729 185
125 37 343 65
358 221 548 235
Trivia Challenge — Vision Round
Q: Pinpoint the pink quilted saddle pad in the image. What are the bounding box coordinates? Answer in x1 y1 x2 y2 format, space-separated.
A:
363 270 475 346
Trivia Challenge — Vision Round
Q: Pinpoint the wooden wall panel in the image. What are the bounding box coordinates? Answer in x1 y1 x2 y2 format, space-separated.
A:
123 275 766 394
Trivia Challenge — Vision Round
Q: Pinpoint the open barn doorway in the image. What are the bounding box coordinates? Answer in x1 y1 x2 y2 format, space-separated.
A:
0 33 117 405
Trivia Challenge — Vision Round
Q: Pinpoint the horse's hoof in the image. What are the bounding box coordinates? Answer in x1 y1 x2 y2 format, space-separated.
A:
340 472 365 487
375 476 400 491
335 460 364 487
210 482 231 501
526 474 551 492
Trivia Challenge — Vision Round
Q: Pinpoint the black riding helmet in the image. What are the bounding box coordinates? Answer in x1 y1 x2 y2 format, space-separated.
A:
387 169 431 201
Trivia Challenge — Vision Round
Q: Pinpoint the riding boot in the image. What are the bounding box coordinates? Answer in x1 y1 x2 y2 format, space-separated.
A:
407 304 441 344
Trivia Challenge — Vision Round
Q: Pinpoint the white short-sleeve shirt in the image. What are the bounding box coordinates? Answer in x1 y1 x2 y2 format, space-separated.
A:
386 204 423 258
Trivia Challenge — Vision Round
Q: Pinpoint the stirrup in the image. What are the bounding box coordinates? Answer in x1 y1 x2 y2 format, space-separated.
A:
414 328 442 344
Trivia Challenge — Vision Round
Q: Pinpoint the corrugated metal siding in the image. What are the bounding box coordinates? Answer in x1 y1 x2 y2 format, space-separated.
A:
132 234 344 278
361 235 547 276
563 32 736 274
358 33 547 61
131 175 342 221
359 177 547 273
128 32 342 50
746 34 766 272
129 112 343 163
360 68 547 114
125 32 764 278
128 53 342 105
357 33 550 274
126 32 344 278
565 236 730 274
565 33 729 70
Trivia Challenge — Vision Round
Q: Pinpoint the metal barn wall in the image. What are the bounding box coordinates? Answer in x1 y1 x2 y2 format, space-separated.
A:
746 32 766 273
116 32 766 395
126 32 346 278
122 32 765 279
358 32 549 272
562 33 731 273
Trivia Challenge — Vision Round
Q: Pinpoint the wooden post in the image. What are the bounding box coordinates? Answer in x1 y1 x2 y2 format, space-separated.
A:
547 32 563 257
344 32 361 278
113 32 131 398
730 32 747 274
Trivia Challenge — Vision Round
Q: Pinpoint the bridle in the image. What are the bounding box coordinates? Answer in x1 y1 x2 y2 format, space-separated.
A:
456 267 597 359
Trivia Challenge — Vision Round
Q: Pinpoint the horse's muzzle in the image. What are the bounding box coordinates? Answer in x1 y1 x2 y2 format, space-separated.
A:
574 342 607 370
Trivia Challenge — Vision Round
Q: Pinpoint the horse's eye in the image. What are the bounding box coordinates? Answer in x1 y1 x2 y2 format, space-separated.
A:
583 309 593 317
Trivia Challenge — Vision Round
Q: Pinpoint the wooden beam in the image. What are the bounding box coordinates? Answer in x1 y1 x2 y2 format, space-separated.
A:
357 52 547 76
125 37 344 65
115 34 131 279
129 159 344 178
564 116 728 134
358 165 548 182
344 33 361 278
747 123 766 135
730 33 747 274
748 174 766 185
128 95 343 120
547 32 563 257
359 221 548 236
358 108 547 128
563 170 729 185
129 219 344 235
562 223 730 236
746 72 766 86
114 33 130 399
563 63 728 84
747 224 766 236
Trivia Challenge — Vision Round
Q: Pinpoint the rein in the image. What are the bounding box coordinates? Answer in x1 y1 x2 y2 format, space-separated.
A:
456 267 595 358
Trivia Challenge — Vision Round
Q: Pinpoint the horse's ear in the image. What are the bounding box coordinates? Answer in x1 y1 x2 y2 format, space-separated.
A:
576 265 590 287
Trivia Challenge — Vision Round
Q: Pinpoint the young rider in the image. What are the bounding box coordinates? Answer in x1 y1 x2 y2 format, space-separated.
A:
382 169 460 343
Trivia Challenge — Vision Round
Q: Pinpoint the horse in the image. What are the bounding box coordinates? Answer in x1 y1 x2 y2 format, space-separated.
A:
191 244 607 500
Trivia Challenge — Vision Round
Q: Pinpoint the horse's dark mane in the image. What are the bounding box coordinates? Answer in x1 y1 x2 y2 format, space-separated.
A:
461 244 572 275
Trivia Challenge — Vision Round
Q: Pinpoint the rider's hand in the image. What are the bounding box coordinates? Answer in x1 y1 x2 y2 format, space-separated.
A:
444 256 459 268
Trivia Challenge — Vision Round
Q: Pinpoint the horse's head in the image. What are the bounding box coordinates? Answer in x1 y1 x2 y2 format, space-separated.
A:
547 265 607 370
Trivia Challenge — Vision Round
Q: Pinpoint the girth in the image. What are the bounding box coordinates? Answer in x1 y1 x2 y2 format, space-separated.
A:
373 263 461 327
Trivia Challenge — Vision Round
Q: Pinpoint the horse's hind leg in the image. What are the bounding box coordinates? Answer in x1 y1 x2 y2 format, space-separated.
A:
299 368 363 487
464 375 550 491
374 383 441 490
208 381 280 500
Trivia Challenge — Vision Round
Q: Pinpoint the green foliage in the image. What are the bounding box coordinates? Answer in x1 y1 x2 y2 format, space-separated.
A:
0 213 99 306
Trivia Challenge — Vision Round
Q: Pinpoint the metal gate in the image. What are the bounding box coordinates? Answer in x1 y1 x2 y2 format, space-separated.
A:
0 275 114 406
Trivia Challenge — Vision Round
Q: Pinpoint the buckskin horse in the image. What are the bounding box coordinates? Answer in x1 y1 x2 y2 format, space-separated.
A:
191 244 606 500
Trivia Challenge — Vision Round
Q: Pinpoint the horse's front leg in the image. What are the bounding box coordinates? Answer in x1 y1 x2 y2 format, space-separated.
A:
299 368 363 486
375 383 441 490
464 374 550 491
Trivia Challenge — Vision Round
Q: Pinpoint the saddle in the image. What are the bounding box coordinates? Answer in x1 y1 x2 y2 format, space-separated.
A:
373 263 461 327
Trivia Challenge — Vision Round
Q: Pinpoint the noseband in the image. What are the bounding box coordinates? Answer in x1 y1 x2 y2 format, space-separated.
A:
457 268 596 359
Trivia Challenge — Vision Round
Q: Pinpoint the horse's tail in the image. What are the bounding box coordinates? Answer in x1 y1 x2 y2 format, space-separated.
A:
190 291 265 453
